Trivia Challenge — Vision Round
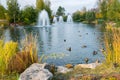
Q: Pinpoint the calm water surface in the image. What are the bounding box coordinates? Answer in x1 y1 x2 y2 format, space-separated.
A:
2 23 105 66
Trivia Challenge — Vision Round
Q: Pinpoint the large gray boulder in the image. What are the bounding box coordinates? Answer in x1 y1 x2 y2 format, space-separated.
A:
19 63 53 80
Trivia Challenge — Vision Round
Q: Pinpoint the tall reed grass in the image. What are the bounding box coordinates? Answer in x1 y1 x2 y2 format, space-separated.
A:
0 33 38 80
104 23 120 66
8 34 38 73
0 40 18 74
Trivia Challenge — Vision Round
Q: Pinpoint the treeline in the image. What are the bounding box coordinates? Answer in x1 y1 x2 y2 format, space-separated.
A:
0 0 51 25
72 9 98 24
72 0 120 24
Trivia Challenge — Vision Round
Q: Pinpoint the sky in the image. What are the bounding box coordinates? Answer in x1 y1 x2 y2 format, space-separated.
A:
0 0 98 13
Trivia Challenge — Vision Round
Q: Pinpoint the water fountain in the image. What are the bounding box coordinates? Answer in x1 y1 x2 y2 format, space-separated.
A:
37 9 50 27
53 16 57 23
59 16 64 23
67 15 73 23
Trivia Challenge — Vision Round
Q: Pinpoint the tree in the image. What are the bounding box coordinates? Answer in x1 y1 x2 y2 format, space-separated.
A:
0 4 6 19
56 6 65 16
73 11 81 22
44 0 52 18
20 6 37 25
36 0 44 12
107 0 120 21
99 0 108 20
7 0 20 23
86 11 96 23
36 0 52 18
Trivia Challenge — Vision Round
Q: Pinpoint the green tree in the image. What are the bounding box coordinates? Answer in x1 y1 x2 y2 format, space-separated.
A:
99 0 108 20
73 11 81 22
56 6 65 16
107 0 120 21
36 0 52 18
36 0 44 12
0 4 6 19
20 6 37 25
44 0 52 18
86 11 96 23
7 0 20 23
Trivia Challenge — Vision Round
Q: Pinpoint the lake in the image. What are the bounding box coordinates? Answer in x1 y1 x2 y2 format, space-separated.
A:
2 23 105 66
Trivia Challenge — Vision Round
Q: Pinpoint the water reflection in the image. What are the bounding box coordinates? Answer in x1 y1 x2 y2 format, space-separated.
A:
1 23 105 66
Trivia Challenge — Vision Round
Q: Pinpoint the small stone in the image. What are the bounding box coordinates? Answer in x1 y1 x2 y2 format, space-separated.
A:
74 63 101 69
44 64 56 75
57 66 73 73
65 64 74 69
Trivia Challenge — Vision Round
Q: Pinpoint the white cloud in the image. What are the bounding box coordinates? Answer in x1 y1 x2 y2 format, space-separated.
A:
50 0 98 13
1 0 97 13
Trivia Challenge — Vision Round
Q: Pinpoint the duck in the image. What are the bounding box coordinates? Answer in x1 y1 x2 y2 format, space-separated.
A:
85 58 89 64
93 51 98 55
67 47 71 51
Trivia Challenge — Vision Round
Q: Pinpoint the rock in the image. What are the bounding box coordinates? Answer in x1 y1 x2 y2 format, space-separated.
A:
65 64 74 69
74 63 101 69
67 47 71 51
19 63 53 80
57 66 73 73
44 64 56 74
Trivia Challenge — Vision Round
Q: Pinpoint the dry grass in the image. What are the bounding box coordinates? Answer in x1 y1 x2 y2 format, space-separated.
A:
8 34 38 73
0 34 38 80
104 23 120 66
